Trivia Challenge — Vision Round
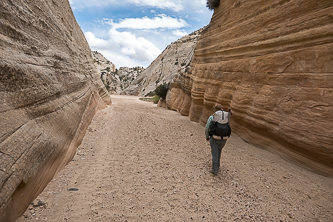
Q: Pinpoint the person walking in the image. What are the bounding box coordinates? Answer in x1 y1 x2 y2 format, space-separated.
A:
205 104 232 176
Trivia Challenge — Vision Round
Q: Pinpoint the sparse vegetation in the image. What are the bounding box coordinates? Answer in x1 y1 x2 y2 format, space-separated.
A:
141 83 169 104
145 91 155 97
139 95 159 104
94 59 101 65
206 0 220 10
154 83 169 100
152 95 160 104
139 97 154 102
101 78 110 91
93 51 147 94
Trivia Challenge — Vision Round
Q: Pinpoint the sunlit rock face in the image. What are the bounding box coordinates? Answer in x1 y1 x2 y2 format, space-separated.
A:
0 0 111 221
123 28 205 96
167 0 333 176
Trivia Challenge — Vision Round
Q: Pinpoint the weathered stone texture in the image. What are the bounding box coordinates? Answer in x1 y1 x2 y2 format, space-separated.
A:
167 0 333 175
0 0 111 221
123 29 204 96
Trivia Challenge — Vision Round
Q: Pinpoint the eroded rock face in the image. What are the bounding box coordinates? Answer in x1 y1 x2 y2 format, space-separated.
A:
123 28 205 96
92 51 145 95
167 0 333 176
0 0 111 221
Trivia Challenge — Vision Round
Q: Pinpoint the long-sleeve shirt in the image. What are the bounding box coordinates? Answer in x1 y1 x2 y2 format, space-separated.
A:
205 115 214 140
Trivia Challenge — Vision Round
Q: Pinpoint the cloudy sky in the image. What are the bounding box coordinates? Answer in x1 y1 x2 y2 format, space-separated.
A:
69 0 213 68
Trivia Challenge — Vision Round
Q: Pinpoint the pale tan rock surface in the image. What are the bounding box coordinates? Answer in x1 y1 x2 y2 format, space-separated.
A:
93 51 116 74
0 0 111 221
92 51 145 95
123 28 205 96
17 95 333 221
167 0 333 176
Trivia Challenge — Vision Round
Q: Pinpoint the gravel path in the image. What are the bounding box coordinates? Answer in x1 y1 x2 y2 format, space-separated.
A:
18 95 333 221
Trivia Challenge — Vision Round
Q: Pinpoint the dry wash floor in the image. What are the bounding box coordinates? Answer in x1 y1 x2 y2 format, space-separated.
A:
19 95 333 221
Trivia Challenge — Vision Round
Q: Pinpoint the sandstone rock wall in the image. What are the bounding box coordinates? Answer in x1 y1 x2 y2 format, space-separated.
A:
123 29 204 96
92 51 145 95
167 0 333 176
0 0 111 221
93 51 116 73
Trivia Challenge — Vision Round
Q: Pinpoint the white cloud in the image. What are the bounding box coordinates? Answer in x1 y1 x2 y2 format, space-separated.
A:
86 14 189 68
85 30 161 68
196 9 205 14
97 50 145 68
69 0 183 11
85 32 110 49
108 14 188 30
172 30 188 37
70 0 213 68
131 0 183 11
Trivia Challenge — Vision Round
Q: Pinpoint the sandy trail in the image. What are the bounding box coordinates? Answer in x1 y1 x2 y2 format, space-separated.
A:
18 95 333 221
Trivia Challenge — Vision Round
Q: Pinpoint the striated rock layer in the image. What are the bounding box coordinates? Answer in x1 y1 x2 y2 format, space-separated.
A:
167 0 333 176
0 0 111 221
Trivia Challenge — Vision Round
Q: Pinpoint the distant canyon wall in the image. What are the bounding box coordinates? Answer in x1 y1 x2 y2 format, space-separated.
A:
167 0 333 175
0 0 111 221
123 29 204 96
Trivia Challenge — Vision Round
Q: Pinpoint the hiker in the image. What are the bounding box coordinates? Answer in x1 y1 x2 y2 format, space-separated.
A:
205 104 232 176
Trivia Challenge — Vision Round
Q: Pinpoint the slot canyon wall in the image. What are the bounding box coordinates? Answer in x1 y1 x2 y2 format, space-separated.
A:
167 0 333 176
0 0 111 221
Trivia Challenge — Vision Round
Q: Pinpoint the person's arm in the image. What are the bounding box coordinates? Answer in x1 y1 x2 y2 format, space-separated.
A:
204 115 214 140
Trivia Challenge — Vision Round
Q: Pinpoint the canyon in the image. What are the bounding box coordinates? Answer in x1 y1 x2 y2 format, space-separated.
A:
1 0 333 221
166 0 333 176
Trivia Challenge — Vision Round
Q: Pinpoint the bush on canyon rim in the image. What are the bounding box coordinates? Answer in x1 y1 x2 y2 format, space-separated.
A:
206 0 220 10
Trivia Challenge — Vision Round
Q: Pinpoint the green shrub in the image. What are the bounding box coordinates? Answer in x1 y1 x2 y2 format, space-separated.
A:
206 0 220 10
139 97 154 102
154 83 168 100
153 95 160 104
145 91 155 97
101 78 110 91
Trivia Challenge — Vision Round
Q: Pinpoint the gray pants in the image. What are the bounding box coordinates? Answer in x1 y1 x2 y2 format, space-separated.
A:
209 137 227 175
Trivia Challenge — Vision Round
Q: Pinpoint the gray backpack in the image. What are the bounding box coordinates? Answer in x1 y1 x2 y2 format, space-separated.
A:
209 110 231 138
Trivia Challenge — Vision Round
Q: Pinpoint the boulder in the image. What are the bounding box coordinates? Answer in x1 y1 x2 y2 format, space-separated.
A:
167 0 333 176
0 0 111 221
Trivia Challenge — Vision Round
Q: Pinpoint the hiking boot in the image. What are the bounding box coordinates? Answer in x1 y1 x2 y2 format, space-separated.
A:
209 171 217 176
